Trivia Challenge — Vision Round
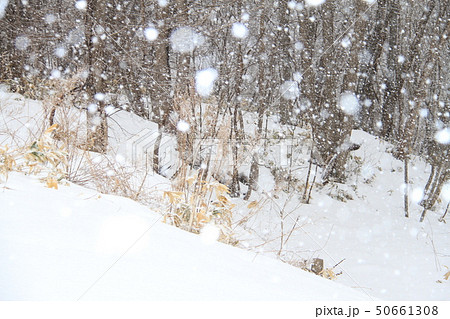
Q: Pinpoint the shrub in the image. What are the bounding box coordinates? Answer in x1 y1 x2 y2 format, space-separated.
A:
163 172 234 243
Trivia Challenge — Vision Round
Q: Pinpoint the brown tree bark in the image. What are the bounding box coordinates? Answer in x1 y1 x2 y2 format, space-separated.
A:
84 0 108 153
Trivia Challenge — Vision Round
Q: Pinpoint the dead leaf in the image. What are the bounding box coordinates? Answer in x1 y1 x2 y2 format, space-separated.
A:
164 191 184 204
247 200 258 209
46 178 58 190
45 124 59 135
444 271 450 280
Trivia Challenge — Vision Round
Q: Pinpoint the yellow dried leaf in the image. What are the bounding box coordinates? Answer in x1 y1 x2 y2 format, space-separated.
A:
213 201 225 208
213 182 229 194
164 191 184 204
320 268 337 280
196 210 210 224
45 124 59 135
218 195 230 205
185 175 197 186
247 200 259 209
46 178 58 190
444 271 450 280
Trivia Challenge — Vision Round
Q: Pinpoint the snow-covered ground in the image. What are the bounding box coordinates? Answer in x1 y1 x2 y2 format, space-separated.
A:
1 89 449 300
233 128 450 300
0 172 369 300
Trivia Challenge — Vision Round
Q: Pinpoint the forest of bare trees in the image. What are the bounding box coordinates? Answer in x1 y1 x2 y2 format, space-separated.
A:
0 0 448 217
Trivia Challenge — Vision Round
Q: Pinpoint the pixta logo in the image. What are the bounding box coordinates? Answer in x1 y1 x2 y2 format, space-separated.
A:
125 128 175 167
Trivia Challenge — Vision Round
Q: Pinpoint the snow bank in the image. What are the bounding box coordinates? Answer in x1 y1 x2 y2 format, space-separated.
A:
0 173 370 300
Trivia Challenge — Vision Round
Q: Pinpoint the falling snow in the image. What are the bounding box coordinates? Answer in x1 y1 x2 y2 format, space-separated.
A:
144 27 159 41
339 92 360 116
435 128 450 144
195 68 218 97
419 108 429 118
294 41 304 51
105 105 116 116
341 36 351 48
87 103 98 114
75 0 87 10
293 72 303 83
94 93 105 101
14 36 30 51
177 120 190 132
50 69 61 79
54 47 67 58
158 0 168 7
288 1 297 10
280 81 300 100
305 0 326 7
44 13 57 24
411 187 424 204
231 22 249 39
170 27 204 53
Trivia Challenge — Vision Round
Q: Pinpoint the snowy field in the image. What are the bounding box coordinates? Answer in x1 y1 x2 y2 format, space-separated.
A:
1 90 449 301
0 173 370 300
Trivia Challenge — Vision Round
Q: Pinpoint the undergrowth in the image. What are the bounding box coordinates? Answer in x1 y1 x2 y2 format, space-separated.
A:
1 124 67 188
163 172 235 244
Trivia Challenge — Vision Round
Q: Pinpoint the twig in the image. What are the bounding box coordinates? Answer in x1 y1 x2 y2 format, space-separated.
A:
303 145 313 202
332 258 346 270
439 202 449 222
306 165 318 204
284 216 301 245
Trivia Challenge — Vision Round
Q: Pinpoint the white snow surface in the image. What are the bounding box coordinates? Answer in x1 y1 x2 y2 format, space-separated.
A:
1 90 449 301
0 173 369 300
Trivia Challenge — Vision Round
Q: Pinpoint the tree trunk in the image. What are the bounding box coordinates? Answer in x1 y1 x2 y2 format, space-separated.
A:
420 164 448 222
311 0 352 183
84 0 108 153
357 0 388 133
151 2 172 172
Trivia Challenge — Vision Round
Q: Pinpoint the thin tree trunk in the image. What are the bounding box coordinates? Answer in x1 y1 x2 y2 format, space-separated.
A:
151 2 172 171
439 203 449 223
84 0 108 153
153 126 163 174
244 7 267 200
404 156 409 218
303 144 314 202
420 164 448 222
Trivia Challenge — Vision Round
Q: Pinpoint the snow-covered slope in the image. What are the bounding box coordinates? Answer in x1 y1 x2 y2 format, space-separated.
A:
234 130 450 300
1 89 449 301
0 172 371 300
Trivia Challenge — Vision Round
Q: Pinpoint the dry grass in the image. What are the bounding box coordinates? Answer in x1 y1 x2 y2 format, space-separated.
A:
0 124 68 187
164 171 235 243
